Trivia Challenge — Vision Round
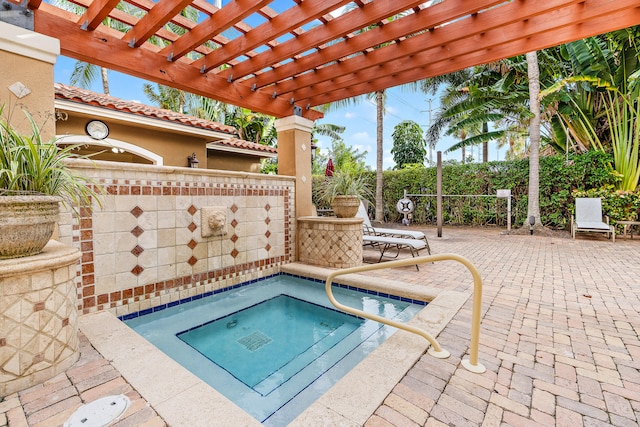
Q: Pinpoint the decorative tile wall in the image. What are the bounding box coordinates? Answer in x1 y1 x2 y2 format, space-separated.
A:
298 217 363 268
58 162 296 316
0 242 81 395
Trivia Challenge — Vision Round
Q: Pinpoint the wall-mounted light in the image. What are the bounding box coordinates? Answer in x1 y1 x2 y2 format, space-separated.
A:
188 153 199 168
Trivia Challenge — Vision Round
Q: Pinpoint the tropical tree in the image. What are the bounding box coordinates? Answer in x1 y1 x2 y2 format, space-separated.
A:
225 108 277 146
322 5 421 222
423 63 533 163
542 27 640 154
540 27 640 191
391 120 426 168
526 51 542 228
143 84 187 113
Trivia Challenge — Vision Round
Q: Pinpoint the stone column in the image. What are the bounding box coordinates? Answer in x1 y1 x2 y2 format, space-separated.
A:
275 115 315 217
0 21 60 138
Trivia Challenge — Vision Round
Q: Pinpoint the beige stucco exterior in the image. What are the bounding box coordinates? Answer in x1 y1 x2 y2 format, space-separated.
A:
54 107 272 171
276 116 314 217
0 22 59 138
207 151 263 173
56 113 209 168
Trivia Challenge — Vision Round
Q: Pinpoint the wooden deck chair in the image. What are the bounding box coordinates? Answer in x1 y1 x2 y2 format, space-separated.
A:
571 198 615 242
357 202 431 255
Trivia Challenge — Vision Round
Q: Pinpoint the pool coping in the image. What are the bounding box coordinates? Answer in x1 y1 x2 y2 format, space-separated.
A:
79 264 470 426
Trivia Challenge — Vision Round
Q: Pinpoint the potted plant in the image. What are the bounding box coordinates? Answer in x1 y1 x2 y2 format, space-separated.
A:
0 108 101 259
320 170 372 218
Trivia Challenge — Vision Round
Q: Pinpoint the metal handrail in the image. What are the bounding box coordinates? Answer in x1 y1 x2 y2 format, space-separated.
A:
325 253 486 373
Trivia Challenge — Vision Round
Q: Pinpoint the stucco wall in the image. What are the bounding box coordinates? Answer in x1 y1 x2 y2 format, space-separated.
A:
56 114 208 168
0 22 58 139
207 150 262 173
57 160 296 316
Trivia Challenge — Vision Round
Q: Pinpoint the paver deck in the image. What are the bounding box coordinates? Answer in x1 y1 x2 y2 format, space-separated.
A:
2 226 639 426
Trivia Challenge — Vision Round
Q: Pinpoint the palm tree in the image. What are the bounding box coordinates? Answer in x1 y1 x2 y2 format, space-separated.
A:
143 84 187 113
374 90 385 222
526 51 542 228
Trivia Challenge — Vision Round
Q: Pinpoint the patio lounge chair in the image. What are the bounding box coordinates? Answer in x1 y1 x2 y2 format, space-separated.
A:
362 227 428 270
357 202 431 255
571 198 615 242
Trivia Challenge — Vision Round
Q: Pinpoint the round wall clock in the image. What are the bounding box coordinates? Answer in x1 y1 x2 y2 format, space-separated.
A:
85 120 110 140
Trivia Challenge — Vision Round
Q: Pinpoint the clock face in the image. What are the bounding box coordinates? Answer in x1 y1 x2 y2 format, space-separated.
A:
86 120 109 140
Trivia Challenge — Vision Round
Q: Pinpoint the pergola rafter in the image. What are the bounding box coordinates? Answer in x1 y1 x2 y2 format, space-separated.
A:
28 0 640 120
294 0 638 104
193 0 354 74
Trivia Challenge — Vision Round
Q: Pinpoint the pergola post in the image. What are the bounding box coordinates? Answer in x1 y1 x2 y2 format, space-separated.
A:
0 21 59 138
275 115 315 218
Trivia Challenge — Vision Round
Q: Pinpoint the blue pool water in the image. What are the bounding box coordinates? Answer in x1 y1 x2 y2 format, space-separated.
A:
123 274 424 425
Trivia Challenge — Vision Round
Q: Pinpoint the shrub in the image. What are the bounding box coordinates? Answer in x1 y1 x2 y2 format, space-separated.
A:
312 151 616 229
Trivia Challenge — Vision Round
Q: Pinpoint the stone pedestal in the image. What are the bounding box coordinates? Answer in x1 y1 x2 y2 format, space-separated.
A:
0 241 81 395
297 216 363 268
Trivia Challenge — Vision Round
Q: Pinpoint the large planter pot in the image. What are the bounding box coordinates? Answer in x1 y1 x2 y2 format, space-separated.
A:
0 195 61 259
331 195 360 218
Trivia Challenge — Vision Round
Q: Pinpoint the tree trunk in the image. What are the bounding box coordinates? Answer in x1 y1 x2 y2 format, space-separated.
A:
525 51 541 227
101 67 110 95
375 90 384 222
482 122 489 162
462 146 466 164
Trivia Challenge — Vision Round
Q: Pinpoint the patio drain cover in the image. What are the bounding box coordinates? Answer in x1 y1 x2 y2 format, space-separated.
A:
64 395 131 427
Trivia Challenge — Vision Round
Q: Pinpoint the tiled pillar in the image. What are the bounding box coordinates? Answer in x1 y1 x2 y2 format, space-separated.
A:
275 115 314 218
0 241 81 395
0 21 59 138
297 217 363 268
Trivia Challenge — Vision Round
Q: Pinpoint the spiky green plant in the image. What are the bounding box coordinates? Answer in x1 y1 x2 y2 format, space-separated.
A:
0 108 102 212
543 77 640 191
319 170 373 204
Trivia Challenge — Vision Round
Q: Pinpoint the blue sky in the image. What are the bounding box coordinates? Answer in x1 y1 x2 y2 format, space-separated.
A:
54 55 505 170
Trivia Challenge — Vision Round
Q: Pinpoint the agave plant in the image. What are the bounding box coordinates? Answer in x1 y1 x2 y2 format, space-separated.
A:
0 107 102 211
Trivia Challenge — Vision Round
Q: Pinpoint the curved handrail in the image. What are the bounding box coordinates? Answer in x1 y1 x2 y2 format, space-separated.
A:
325 253 486 373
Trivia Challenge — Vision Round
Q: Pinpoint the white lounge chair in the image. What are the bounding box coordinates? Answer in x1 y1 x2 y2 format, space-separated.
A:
362 229 427 270
571 198 615 242
357 202 431 255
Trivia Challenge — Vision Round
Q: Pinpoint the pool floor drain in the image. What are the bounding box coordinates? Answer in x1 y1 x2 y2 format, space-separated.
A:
64 395 131 427
237 331 272 351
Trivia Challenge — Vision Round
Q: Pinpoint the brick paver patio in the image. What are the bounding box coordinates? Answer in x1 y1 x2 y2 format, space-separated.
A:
363 227 640 426
1 226 639 426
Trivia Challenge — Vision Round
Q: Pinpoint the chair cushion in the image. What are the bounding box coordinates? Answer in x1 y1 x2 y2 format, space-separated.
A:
575 221 611 230
363 235 426 250
374 227 425 240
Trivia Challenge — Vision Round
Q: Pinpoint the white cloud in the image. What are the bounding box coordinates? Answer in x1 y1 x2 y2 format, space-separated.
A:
351 131 371 143
344 111 356 119
384 154 396 169
330 5 348 18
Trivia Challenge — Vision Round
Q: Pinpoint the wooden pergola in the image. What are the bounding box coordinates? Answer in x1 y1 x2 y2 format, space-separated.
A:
30 0 640 120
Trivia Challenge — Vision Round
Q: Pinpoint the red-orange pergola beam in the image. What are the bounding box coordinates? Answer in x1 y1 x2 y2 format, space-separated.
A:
286 0 633 102
159 0 272 62
78 0 121 31
290 0 598 101
215 0 437 82
123 0 194 48
307 4 640 106
193 0 353 73
34 5 323 120
248 0 513 90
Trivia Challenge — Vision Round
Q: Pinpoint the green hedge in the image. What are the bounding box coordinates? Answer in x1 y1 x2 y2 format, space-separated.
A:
313 151 617 229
